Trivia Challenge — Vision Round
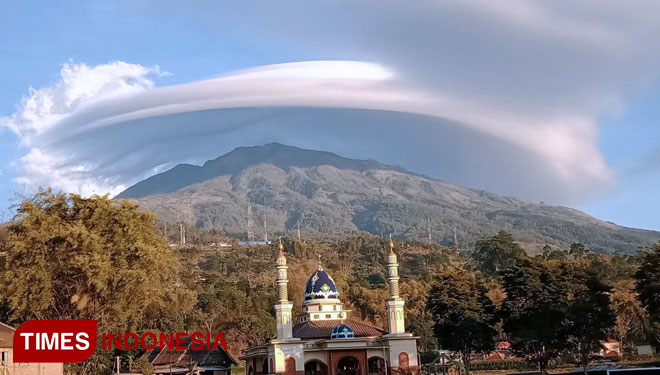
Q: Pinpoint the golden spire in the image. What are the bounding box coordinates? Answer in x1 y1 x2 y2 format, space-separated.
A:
317 254 322 270
389 234 395 255
278 237 284 257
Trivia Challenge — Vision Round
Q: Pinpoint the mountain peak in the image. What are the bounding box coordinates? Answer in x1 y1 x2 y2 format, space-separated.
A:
117 143 408 198
119 143 659 254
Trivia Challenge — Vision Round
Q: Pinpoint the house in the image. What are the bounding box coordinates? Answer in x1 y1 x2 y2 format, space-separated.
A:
0 322 64 375
131 339 237 375
481 341 513 362
240 240 419 375
596 339 621 358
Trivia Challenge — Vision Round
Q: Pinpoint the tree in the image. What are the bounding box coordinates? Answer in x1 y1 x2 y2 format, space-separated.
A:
540 245 568 260
569 243 589 259
427 267 496 375
634 243 660 346
500 257 569 375
564 268 616 375
0 190 195 374
472 231 525 276
611 280 646 356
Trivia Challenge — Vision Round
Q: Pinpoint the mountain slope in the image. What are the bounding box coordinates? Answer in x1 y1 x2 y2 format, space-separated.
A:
117 142 413 199
118 143 659 254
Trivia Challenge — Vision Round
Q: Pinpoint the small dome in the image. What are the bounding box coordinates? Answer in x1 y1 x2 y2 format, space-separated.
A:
331 324 355 339
304 264 339 302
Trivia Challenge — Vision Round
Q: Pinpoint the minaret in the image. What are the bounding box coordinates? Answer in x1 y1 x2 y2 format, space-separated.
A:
386 236 406 335
274 239 293 340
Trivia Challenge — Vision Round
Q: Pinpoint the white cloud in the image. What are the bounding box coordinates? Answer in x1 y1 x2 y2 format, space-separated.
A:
1 61 160 144
5 1 660 202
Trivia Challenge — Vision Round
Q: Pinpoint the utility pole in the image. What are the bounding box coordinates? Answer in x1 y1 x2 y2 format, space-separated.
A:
297 219 301 240
428 219 432 244
179 222 186 245
264 215 268 243
246 205 254 242
453 226 459 250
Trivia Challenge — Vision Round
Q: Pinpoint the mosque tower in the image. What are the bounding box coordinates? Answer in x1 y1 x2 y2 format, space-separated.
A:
274 239 294 340
386 237 406 335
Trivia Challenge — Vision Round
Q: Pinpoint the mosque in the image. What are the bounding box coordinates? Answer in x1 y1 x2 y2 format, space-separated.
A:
240 240 419 375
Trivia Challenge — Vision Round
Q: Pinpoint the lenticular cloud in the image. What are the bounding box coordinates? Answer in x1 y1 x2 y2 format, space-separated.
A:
1 59 612 201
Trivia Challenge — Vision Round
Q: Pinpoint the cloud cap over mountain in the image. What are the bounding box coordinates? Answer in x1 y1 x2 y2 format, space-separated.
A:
4 1 660 204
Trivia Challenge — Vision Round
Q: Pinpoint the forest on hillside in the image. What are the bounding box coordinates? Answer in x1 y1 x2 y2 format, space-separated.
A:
0 191 659 375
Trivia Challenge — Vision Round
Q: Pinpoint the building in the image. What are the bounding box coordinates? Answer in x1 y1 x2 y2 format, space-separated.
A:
481 341 513 361
0 322 63 375
128 338 237 375
241 240 419 375
595 339 621 359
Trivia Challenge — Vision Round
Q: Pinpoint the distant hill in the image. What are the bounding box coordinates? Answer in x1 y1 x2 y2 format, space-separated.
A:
118 143 659 254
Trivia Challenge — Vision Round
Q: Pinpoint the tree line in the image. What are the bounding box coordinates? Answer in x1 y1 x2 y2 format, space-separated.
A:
0 191 658 375
428 230 660 375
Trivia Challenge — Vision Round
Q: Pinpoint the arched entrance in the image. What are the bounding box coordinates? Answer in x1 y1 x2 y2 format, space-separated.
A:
368 357 385 375
398 353 409 370
337 357 360 375
305 360 328 375
286 357 297 375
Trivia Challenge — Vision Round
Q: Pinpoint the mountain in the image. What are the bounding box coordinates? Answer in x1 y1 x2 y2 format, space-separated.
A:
118 143 659 254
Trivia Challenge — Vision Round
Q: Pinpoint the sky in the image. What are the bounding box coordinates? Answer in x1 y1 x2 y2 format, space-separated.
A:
0 0 659 230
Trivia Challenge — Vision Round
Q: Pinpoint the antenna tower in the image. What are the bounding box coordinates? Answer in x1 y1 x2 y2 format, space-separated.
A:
246 205 254 241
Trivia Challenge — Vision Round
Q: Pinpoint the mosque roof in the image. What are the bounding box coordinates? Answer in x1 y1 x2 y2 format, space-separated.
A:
304 262 339 302
293 319 386 339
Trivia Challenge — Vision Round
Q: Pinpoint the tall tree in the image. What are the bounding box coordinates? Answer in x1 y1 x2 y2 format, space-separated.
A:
611 280 646 356
564 267 616 375
500 257 569 375
427 267 496 375
472 231 525 276
0 190 195 374
634 242 660 346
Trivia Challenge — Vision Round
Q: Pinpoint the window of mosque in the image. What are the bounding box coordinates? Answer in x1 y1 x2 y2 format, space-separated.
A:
325 314 331 319
331 324 355 339
314 314 319 319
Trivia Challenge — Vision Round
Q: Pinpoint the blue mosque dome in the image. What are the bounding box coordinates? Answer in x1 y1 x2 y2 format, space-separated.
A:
304 260 339 302
330 324 355 339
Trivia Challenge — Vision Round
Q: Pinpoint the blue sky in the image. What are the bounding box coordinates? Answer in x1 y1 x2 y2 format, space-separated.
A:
1 1 659 230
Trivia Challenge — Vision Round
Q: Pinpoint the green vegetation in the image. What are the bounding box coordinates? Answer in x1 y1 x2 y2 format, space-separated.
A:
0 190 658 375
0 190 195 374
635 243 660 346
427 267 497 374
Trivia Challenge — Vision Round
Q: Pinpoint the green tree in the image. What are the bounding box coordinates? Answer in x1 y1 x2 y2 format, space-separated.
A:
540 245 568 260
473 231 525 276
0 190 195 374
427 267 496 374
569 243 589 258
500 257 569 375
634 243 660 345
564 269 616 375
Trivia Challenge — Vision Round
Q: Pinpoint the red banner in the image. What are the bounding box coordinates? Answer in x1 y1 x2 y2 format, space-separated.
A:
13 320 97 363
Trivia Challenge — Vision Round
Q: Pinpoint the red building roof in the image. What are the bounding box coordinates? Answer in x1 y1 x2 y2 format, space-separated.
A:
293 319 386 339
